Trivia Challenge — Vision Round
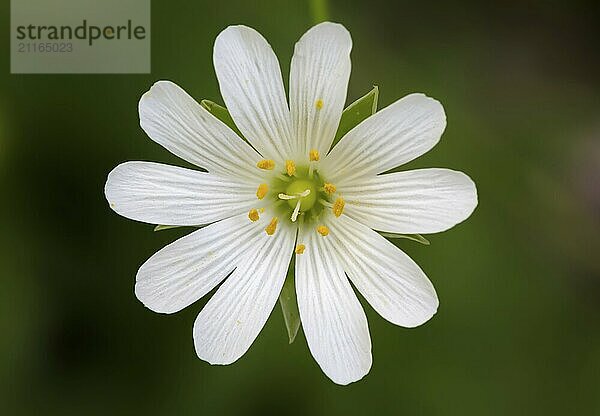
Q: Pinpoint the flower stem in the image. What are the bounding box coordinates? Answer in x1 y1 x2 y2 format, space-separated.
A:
308 0 329 23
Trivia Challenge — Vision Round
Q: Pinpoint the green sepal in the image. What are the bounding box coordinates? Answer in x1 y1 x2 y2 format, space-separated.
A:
279 257 301 344
153 224 182 232
200 99 244 139
331 86 379 150
379 232 430 245
153 224 207 232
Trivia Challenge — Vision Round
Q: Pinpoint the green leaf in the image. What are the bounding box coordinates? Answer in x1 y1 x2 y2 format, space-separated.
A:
379 232 430 245
279 257 301 344
331 86 379 150
200 99 244 139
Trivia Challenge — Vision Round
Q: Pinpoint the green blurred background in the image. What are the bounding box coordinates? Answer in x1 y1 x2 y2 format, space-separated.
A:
1 0 599 414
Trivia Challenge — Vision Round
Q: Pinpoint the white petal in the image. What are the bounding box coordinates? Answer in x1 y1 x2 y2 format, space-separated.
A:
295 223 372 385
135 213 267 314
290 22 352 157
193 223 296 364
105 161 258 226
321 94 446 184
213 25 294 162
327 215 438 328
339 168 478 234
139 80 263 181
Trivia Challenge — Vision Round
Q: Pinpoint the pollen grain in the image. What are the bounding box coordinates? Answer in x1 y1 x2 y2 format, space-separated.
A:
265 217 278 235
256 183 268 199
285 160 297 176
323 183 336 195
309 149 320 162
333 198 345 217
316 225 329 236
248 208 260 222
257 159 275 170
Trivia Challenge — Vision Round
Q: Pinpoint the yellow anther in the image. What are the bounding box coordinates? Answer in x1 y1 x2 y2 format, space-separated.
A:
309 149 320 162
323 183 336 195
256 183 268 199
259 207 265 213
285 160 296 176
316 225 329 236
315 99 324 110
333 198 345 217
265 217 278 235
248 208 260 222
295 244 306 254
257 159 275 170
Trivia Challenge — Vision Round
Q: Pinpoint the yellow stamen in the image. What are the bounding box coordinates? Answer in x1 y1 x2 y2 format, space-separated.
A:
309 149 320 162
333 198 345 217
316 225 329 236
248 208 260 222
315 99 324 110
295 244 306 254
257 159 275 170
256 183 268 199
323 183 336 195
285 160 296 176
265 217 278 235
258 207 265 213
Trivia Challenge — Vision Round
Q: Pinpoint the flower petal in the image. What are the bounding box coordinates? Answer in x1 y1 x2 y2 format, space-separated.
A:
339 168 478 234
213 25 294 162
328 215 438 328
295 223 372 385
193 223 296 364
105 161 258 226
135 213 267 314
321 94 446 184
290 22 352 158
139 80 263 181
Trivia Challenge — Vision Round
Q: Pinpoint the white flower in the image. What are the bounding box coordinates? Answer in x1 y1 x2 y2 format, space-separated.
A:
105 22 477 385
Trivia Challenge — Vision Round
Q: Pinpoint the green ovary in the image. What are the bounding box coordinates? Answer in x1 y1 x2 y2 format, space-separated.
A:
285 179 317 211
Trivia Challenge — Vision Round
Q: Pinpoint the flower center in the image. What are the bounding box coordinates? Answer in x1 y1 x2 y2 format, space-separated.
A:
284 179 317 211
277 171 323 222
251 152 345 239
